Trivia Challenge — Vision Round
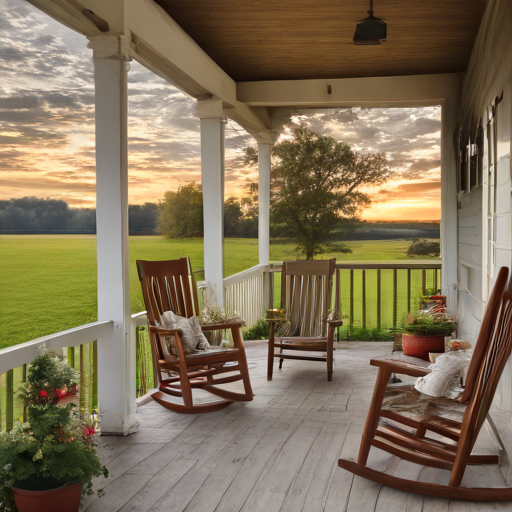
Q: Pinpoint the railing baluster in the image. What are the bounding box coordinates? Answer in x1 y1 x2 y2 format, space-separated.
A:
362 269 366 330
407 269 411 313
79 344 85 415
377 269 382 331
92 340 98 413
422 269 427 295
350 269 354 328
22 364 27 422
393 269 398 328
6 369 14 432
68 346 75 368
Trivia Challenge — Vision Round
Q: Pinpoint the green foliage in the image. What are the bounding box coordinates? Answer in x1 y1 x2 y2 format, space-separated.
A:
242 319 270 341
159 182 204 238
403 311 456 336
406 238 441 257
0 351 108 511
158 183 258 239
246 124 390 259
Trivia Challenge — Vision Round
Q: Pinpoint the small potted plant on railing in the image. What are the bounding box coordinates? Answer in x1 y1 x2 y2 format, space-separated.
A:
0 350 108 512
402 311 457 361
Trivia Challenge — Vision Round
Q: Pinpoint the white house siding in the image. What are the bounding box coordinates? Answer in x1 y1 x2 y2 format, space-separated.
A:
457 1 512 414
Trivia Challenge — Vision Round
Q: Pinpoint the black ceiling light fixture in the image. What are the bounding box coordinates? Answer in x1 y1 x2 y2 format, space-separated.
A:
353 0 387 46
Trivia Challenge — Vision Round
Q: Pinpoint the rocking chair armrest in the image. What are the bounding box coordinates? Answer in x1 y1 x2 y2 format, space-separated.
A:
201 321 245 331
370 358 432 378
148 326 182 336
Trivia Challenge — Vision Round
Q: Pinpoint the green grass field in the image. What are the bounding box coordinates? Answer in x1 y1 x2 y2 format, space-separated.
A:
0 236 437 348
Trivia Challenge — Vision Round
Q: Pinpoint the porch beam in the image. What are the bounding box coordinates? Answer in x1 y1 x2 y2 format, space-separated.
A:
198 98 226 307
89 35 138 435
441 98 459 317
237 73 462 107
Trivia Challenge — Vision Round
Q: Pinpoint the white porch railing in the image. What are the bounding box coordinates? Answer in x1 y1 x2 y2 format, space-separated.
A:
224 263 270 328
223 261 442 332
0 321 114 376
0 320 114 432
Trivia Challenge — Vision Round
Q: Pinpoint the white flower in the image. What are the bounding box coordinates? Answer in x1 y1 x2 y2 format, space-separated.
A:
3 464 11 471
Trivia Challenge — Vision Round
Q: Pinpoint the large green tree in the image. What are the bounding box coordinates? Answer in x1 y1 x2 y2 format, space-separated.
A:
246 124 390 259
159 183 258 238
159 182 204 238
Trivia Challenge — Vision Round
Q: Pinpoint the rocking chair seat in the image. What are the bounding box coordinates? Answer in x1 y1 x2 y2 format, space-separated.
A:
382 384 467 423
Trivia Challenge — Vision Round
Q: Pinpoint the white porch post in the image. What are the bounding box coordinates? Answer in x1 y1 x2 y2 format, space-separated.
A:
441 98 459 317
89 35 138 435
197 99 226 307
257 142 272 266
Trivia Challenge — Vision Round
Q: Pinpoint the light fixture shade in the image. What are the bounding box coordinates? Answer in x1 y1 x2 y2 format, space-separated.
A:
353 14 387 45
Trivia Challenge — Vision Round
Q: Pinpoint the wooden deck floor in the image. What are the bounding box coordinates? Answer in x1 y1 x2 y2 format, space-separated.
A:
83 342 511 512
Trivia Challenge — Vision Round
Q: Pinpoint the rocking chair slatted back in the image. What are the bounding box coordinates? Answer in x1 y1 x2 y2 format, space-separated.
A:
137 258 200 327
448 275 512 487
470 281 512 443
460 267 509 402
280 259 336 338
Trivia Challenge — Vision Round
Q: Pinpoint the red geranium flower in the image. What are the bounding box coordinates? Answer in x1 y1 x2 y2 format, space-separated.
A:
84 426 96 438
39 390 47 398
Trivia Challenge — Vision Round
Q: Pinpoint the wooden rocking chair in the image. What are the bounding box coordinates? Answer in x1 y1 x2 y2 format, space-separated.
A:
338 266 512 500
137 258 253 414
267 259 343 382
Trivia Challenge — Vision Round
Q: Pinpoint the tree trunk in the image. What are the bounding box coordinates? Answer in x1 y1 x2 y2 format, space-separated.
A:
305 248 314 260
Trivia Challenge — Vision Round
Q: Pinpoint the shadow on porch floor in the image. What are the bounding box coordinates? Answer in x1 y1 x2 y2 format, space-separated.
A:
82 342 510 512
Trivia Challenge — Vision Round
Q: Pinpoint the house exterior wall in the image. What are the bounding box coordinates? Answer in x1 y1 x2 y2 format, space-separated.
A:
457 0 512 411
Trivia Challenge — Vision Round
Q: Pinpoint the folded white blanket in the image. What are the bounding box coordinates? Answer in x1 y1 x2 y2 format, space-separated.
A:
415 350 472 399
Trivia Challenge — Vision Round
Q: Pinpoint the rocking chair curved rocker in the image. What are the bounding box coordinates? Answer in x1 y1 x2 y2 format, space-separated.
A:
137 258 253 414
339 266 512 501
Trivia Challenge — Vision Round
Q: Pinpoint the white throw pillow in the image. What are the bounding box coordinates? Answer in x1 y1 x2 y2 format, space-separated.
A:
414 350 472 399
158 311 210 355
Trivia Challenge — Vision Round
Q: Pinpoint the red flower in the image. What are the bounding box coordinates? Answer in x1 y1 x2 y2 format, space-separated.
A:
39 390 47 398
55 389 64 399
84 426 96 438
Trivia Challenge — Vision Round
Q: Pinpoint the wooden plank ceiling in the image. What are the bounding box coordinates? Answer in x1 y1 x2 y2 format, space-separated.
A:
155 0 487 82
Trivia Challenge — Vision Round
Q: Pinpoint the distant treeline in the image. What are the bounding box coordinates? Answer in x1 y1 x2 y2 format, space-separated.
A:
0 197 159 235
0 196 440 240
0 195 258 237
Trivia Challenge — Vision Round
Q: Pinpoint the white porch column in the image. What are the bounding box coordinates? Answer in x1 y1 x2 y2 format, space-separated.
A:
257 142 272 266
88 35 138 435
441 98 460 317
197 99 226 307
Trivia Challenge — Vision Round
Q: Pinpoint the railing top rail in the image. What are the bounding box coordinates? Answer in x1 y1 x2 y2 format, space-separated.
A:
0 320 114 376
223 263 269 288
334 262 442 270
265 261 441 272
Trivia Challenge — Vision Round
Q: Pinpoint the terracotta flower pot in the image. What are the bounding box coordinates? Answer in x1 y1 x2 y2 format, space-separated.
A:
12 483 81 512
402 333 445 361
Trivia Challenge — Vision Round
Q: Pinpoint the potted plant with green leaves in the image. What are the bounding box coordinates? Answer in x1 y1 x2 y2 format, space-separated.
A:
402 311 457 361
0 350 108 512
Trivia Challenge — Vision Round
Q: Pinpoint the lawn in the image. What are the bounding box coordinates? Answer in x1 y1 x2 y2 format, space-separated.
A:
0 236 436 348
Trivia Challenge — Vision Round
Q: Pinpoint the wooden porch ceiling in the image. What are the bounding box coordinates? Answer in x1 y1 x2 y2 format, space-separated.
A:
155 0 486 82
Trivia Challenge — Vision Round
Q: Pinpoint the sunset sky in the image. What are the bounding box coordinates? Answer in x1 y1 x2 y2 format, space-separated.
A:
0 0 441 221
